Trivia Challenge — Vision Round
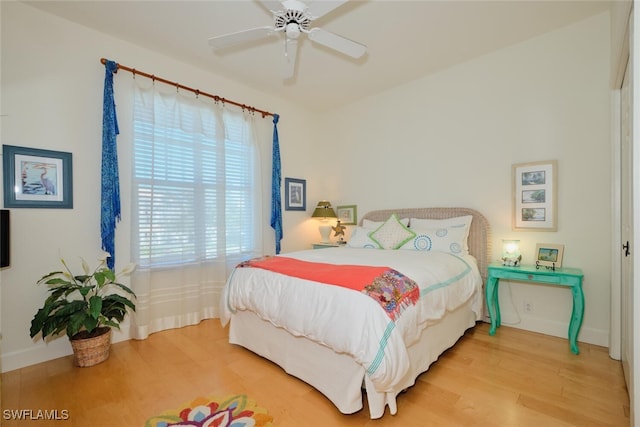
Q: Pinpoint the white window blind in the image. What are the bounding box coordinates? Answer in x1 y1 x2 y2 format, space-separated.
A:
132 87 258 268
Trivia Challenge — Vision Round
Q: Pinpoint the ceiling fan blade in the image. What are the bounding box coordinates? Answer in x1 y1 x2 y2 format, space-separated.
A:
283 38 299 79
307 27 366 58
258 0 284 13
306 0 348 19
208 26 277 50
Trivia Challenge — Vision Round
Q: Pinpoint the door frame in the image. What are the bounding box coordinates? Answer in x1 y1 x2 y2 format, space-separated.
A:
611 3 634 423
611 0 633 362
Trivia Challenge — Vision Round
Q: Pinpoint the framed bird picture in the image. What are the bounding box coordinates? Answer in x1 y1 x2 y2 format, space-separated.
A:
2 145 73 209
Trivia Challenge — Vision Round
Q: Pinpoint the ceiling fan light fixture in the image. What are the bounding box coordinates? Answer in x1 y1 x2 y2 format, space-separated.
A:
274 8 311 33
285 23 301 39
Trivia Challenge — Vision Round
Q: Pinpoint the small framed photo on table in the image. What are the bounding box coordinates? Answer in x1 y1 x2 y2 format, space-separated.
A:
2 145 73 209
535 243 564 269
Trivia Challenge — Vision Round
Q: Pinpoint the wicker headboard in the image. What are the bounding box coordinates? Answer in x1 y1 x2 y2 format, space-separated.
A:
360 207 492 281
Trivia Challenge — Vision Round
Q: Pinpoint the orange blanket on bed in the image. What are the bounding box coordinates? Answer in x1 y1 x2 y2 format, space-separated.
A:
238 256 420 320
238 256 389 290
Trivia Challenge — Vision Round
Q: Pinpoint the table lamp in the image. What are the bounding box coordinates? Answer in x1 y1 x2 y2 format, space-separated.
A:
501 239 521 266
311 200 337 243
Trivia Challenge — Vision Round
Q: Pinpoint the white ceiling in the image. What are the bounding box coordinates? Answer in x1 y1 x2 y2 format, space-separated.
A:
23 0 611 112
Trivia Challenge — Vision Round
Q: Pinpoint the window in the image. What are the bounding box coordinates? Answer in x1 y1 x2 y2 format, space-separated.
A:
132 88 258 268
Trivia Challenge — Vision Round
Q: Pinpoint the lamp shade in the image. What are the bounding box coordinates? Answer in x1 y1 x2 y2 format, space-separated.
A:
501 239 521 266
311 201 337 219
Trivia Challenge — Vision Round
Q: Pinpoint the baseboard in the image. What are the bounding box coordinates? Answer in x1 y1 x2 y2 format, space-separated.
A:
483 316 609 348
2 325 133 373
2 340 72 373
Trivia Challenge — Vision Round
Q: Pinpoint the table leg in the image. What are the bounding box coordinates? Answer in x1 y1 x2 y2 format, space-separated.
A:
486 276 500 335
494 279 501 327
568 284 585 355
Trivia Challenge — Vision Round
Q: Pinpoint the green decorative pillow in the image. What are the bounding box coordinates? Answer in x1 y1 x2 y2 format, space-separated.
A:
369 214 416 249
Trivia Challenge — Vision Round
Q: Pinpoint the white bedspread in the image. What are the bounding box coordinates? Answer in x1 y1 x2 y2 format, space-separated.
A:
221 248 483 392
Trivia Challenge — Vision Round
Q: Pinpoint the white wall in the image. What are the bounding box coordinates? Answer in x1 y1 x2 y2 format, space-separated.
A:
1 3 612 372
318 12 612 347
0 2 319 372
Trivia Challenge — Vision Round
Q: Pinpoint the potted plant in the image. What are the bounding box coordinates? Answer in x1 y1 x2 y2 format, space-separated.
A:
30 251 136 367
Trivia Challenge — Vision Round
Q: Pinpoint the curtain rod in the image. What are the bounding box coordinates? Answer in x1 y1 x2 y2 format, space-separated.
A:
100 58 275 118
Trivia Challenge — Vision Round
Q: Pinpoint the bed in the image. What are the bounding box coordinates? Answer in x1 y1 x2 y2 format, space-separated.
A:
220 207 491 419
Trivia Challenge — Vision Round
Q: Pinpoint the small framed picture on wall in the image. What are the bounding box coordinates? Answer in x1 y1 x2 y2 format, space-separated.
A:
336 205 357 225
285 177 306 211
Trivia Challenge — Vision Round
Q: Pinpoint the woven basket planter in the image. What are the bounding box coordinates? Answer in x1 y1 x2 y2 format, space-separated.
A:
70 327 112 367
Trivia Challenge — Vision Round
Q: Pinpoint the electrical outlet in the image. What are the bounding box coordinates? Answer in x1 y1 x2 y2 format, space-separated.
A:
523 301 534 313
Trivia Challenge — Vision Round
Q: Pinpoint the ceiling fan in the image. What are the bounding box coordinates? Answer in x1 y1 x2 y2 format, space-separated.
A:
208 0 367 79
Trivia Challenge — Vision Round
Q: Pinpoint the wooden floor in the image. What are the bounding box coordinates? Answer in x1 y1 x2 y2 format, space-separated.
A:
1 320 630 427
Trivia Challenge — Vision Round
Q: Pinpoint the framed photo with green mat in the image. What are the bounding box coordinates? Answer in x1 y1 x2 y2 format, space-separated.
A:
336 204 357 225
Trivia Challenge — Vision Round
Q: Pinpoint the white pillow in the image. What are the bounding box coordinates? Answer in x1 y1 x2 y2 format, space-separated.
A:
409 215 473 254
400 226 468 255
369 214 416 250
346 227 379 249
362 217 409 229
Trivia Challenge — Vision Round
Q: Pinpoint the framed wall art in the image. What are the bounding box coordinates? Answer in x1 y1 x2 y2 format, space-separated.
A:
535 243 564 269
512 160 557 231
284 177 306 211
336 205 357 225
2 145 73 209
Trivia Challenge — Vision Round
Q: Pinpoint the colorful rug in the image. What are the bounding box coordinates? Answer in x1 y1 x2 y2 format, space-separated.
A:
144 394 274 427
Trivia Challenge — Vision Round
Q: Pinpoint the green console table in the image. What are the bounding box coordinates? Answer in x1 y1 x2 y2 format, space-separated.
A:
486 263 584 354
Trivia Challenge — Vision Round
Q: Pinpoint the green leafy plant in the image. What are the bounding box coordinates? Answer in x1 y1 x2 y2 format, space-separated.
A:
30 252 137 340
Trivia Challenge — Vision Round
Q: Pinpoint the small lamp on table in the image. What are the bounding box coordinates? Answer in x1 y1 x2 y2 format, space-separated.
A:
501 239 522 266
311 200 337 244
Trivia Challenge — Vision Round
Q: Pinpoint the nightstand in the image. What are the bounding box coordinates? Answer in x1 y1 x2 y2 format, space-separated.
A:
486 263 584 354
312 243 341 249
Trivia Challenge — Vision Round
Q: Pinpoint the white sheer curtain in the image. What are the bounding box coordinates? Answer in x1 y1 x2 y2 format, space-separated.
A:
129 81 270 340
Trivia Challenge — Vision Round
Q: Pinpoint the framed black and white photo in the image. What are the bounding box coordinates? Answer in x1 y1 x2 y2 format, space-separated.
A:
336 205 357 225
2 145 73 209
512 160 557 231
535 243 564 269
284 177 306 211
